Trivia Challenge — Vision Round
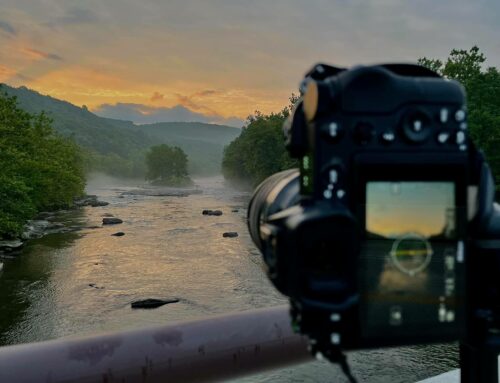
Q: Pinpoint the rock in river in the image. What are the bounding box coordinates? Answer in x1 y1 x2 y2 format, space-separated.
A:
74 195 109 207
202 209 223 216
102 217 123 225
223 232 239 238
131 298 179 309
111 232 125 237
0 239 24 253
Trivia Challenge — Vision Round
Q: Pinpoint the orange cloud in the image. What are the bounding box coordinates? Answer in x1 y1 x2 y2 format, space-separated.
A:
0 65 17 81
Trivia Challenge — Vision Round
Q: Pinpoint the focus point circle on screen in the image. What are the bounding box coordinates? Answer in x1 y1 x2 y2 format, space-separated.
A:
389 233 434 277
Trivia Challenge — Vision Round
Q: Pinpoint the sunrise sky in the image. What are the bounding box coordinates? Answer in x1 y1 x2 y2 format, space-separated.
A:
366 182 455 238
1 0 499 126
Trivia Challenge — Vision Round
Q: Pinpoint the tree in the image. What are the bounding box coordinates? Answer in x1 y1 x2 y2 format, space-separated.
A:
222 94 299 187
418 47 500 186
145 144 191 186
0 90 85 238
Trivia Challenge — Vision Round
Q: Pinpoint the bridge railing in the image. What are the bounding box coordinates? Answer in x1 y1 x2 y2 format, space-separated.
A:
0 305 311 383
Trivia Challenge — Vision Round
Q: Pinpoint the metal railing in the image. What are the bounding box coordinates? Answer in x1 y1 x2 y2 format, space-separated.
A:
0 306 311 383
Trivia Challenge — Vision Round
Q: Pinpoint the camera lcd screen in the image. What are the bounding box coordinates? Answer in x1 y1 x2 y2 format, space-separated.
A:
359 181 462 341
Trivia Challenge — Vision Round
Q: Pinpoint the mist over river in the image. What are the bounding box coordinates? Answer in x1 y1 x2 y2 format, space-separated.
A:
0 174 458 382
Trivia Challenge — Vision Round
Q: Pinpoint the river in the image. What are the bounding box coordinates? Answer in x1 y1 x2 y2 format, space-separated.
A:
0 174 458 382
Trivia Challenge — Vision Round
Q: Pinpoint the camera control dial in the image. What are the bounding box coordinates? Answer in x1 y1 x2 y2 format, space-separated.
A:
402 110 432 143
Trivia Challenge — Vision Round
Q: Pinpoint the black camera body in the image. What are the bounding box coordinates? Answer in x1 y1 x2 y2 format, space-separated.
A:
248 64 500 361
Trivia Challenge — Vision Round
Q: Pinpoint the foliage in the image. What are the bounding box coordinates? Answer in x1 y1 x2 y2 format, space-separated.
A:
0 90 85 238
222 95 299 187
145 144 192 186
418 47 500 185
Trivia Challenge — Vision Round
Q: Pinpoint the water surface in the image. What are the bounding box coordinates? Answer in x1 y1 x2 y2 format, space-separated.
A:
0 175 458 382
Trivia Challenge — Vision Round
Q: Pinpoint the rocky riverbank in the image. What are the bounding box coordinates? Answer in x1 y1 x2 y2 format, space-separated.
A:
0 195 109 257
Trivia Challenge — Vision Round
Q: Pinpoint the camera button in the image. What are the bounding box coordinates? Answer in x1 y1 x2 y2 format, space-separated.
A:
329 169 338 184
439 108 449 123
330 333 341 345
437 132 450 144
456 131 466 145
455 109 466 122
381 131 395 143
321 122 344 142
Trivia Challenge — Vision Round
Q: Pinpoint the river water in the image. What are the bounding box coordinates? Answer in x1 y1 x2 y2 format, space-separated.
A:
0 175 459 382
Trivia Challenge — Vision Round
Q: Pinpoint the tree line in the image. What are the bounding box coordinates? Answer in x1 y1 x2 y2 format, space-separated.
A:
222 96 298 187
222 47 500 189
0 92 85 238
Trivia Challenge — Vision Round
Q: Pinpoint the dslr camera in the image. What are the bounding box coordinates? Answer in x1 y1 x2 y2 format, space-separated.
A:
248 63 500 380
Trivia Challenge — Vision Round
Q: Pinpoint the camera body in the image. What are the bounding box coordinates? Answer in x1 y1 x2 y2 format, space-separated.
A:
248 64 500 356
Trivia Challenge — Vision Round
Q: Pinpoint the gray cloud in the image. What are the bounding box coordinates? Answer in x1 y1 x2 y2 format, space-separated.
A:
93 103 244 127
23 47 63 61
0 20 16 36
57 6 100 24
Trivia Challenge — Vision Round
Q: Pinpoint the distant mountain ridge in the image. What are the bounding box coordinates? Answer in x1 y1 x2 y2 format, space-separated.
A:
0 84 241 175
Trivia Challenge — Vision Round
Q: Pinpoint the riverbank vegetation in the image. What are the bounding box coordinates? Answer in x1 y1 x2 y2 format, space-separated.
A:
0 92 85 239
222 96 298 187
223 47 500 189
145 144 193 187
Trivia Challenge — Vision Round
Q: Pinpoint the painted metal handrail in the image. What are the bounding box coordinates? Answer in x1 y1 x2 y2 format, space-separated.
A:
0 305 311 383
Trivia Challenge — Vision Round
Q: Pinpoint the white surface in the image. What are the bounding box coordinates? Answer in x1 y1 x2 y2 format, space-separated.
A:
419 369 459 382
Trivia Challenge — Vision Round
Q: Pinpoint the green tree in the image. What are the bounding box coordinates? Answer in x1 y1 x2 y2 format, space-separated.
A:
222 95 299 187
418 47 500 186
0 90 85 238
145 144 191 186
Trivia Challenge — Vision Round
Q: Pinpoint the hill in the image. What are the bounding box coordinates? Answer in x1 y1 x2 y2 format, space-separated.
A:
0 84 241 176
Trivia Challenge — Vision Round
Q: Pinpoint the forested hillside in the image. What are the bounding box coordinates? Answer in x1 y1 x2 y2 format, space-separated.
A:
0 85 240 176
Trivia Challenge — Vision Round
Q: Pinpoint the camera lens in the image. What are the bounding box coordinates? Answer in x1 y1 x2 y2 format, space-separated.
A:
248 169 300 250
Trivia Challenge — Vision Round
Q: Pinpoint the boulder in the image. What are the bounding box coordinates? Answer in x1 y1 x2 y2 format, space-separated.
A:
91 200 109 207
202 210 223 216
131 298 179 309
102 217 123 225
111 232 125 237
223 232 239 238
74 195 109 207
0 239 24 252
21 220 50 240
